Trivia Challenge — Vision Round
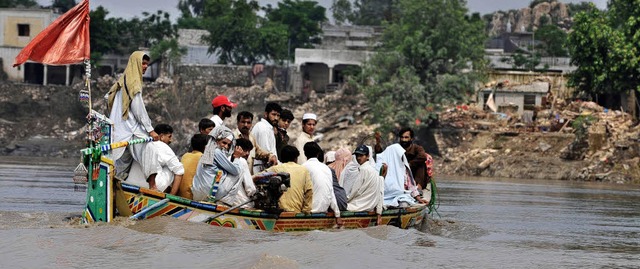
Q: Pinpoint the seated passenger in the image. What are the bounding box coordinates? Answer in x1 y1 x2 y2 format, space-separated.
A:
125 124 184 195
198 118 215 135
346 145 384 225
328 147 351 185
217 138 257 208
302 142 342 225
191 125 244 201
341 146 375 195
376 144 427 207
178 134 208 199
256 145 313 213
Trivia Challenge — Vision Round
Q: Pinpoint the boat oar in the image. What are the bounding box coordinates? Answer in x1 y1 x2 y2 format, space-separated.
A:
129 198 170 220
203 198 256 223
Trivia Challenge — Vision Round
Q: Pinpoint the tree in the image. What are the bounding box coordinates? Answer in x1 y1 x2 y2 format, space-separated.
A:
360 0 487 131
0 0 38 8
534 24 567 57
52 0 76 12
201 0 288 65
89 6 120 62
264 0 327 61
331 0 352 25
177 0 205 29
567 1 639 96
351 0 396 26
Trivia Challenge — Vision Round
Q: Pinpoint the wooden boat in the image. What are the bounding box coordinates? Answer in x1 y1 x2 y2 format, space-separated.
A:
117 181 427 231
79 111 428 231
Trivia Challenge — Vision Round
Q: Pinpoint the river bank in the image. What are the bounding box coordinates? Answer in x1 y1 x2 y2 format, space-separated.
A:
1 79 638 184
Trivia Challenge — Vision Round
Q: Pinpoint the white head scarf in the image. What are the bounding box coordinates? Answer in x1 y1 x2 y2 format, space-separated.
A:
200 125 235 165
375 143 416 207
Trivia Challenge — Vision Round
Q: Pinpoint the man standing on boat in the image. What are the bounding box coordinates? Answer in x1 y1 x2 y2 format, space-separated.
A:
107 51 160 187
276 109 294 157
250 102 281 174
234 111 273 175
210 95 237 128
397 128 428 191
294 113 318 164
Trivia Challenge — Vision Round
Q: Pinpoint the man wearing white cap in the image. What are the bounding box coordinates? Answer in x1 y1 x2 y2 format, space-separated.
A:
294 113 317 164
210 95 237 128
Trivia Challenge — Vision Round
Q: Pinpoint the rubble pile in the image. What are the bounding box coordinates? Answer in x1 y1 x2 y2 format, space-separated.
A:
436 98 640 183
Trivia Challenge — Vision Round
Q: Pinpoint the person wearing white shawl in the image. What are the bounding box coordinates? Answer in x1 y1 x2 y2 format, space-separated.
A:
375 144 420 207
218 138 256 208
191 125 248 201
346 145 384 225
341 145 375 195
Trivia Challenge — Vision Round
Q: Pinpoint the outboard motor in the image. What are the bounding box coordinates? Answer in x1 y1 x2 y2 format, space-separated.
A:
253 172 291 214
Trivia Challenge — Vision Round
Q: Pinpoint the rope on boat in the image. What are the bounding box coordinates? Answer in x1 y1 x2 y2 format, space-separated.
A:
80 137 154 156
428 179 440 218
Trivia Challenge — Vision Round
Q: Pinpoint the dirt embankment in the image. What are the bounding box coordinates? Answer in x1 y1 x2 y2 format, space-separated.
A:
1 79 639 184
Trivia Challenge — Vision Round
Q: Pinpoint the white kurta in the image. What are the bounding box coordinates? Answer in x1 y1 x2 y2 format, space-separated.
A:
125 141 184 192
108 90 157 178
250 118 277 173
294 132 314 165
303 158 340 217
346 161 384 215
210 115 224 128
218 157 256 208
191 149 240 201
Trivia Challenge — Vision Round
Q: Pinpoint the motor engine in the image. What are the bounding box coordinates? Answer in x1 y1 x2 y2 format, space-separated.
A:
253 172 290 214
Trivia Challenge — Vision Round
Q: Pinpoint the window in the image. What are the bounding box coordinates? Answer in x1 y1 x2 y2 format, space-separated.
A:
524 94 536 110
18 24 30 37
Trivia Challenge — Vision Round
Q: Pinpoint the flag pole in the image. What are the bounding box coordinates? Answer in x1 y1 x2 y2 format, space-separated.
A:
84 59 91 113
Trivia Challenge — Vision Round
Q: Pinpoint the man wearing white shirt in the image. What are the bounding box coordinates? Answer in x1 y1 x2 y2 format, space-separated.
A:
294 113 317 164
210 95 237 127
250 102 281 174
126 124 184 195
302 142 343 227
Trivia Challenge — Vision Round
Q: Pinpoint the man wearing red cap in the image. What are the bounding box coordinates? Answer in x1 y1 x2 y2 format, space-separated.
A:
210 95 237 128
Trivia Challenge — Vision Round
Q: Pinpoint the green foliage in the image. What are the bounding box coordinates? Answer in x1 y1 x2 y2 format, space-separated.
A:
199 0 322 64
201 0 265 65
566 2 596 17
52 0 76 12
352 0 396 26
567 1 640 96
264 0 327 61
89 6 178 68
177 0 205 29
360 0 487 132
534 24 567 57
331 0 352 25
0 0 37 8
571 114 594 139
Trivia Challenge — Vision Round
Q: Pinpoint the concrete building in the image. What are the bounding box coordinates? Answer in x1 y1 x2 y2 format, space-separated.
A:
0 7 85 85
177 29 219 65
294 25 381 94
477 80 550 114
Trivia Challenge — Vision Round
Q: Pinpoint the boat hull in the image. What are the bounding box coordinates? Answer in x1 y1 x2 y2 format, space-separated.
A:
118 182 428 232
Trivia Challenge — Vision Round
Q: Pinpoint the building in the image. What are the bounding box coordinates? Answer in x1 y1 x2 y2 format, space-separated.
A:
477 80 550 114
0 7 86 85
177 28 218 65
294 25 381 94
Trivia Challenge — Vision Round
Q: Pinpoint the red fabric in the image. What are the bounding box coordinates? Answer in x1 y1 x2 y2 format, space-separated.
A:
13 0 90 67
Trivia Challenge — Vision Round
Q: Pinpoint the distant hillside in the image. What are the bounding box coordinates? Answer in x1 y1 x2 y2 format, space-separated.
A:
484 0 591 36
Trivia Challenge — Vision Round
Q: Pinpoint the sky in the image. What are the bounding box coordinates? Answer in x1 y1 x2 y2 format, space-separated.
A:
36 0 607 21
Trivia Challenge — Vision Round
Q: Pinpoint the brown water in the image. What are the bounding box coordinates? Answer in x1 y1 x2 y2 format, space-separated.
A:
1 163 639 268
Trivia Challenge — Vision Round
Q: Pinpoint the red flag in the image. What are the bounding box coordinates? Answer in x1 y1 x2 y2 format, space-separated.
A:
13 0 90 67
